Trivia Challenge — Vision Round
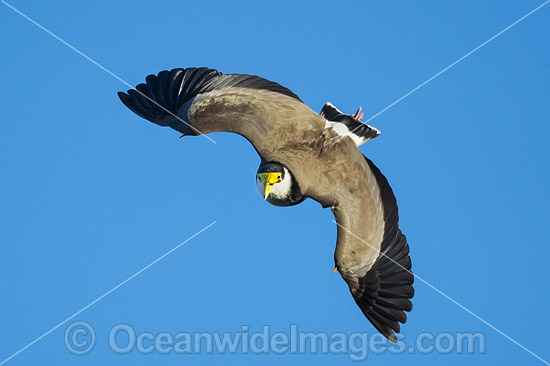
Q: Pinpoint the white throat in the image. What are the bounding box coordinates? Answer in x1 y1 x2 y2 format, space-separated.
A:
269 167 292 199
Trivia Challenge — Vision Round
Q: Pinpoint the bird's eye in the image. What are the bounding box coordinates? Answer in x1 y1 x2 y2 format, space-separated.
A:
278 175 281 179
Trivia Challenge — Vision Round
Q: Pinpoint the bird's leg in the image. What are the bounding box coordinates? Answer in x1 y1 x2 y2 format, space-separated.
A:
353 106 364 121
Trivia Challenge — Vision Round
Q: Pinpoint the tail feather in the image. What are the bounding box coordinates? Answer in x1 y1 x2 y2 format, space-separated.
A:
321 102 380 145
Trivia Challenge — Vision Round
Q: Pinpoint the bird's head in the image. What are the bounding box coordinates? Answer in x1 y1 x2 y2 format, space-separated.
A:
256 162 292 203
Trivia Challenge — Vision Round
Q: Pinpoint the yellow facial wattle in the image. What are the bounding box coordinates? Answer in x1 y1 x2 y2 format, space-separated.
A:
258 172 282 199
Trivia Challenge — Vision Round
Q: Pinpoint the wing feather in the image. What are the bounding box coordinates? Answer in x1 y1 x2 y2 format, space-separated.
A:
309 154 414 342
117 67 316 156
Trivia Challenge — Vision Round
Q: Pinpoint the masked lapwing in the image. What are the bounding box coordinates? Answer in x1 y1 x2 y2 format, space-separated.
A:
118 67 414 342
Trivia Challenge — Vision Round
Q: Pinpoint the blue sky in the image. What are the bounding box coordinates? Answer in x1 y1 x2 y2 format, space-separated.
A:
1 0 549 365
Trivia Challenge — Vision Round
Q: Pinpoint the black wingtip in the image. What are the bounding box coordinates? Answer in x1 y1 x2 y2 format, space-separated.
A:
351 157 415 342
117 67 225 134
117 90 154 122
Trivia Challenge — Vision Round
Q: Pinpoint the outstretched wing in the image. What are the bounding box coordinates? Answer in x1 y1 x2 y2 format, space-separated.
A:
306 141 414 342
117 67 323 158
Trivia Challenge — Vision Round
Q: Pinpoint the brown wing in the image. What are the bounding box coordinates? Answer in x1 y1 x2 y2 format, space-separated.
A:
304 137 414 342
117 67 324 159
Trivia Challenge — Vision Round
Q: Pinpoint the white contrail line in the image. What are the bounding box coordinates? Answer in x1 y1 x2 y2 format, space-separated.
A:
0 0 216 144
364 1 549 124
0 221 216 365
333 220 549 365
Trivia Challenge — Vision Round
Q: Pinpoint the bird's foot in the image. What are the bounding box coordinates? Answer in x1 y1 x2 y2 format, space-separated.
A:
353 107 364 121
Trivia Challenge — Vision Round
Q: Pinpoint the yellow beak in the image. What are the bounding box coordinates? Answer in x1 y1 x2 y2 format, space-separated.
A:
258 172 282 200
264 183 273 200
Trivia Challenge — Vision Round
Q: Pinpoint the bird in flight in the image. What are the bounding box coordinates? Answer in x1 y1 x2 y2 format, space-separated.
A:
118 67 414 342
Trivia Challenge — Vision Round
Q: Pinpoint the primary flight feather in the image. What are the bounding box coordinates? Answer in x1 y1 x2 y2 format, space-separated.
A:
118 67 414 342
